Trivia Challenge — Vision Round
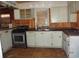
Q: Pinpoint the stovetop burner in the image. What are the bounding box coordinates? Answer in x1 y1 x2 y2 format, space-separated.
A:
12 26 29 33
12 29 26 33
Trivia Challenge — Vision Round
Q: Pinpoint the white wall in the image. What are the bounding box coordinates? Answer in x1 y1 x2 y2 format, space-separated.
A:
17 1 68 9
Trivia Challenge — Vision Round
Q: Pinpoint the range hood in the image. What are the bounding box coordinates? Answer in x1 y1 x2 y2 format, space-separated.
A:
0 1 17 8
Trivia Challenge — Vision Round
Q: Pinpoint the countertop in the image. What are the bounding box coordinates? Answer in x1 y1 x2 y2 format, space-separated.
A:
63 30 79 36
0 27 79 36
0 28 13 31
27 28 79 36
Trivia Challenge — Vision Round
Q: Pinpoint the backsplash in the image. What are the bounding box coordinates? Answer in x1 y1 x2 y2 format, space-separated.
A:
12 18 35 29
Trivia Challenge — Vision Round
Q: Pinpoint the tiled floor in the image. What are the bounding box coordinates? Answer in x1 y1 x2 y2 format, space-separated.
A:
4 48 67 58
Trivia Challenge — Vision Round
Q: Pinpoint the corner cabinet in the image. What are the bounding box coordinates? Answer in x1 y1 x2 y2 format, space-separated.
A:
26 31 63 48
62 33 79 58
14 9 35 20
0 30 12 53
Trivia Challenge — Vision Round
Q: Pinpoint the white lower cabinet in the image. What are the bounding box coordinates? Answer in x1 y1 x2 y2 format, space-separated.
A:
26 31 36 47
35 32 51 48
62 33 79 58
26 31 63 48
51 31 63 48
0 30 12 53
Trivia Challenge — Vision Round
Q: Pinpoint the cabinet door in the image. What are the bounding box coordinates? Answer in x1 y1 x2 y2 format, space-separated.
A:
62 33 69 56
1 35 7 53
51 31 62 48
1 30 12 53
1 31 9 53
5 30 12 50
26 32 36 47
14 9 20 19
36 32 51 48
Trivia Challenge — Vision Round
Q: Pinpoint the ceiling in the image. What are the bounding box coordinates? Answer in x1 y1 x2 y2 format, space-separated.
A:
0 4 5 9
0 1 17 9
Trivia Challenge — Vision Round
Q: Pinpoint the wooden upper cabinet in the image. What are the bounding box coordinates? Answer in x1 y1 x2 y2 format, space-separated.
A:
50 6 68 23
14 9 35 20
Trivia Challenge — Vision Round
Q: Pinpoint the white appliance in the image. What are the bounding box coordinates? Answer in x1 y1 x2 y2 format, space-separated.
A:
67 36 79 58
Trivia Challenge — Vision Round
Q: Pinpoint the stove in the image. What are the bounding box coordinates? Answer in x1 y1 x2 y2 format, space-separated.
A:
12 26 29 48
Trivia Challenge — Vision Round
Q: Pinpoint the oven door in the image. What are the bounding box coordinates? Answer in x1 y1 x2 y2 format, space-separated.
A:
12 33 25 44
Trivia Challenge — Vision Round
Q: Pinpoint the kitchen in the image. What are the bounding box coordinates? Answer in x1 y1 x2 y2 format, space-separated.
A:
0 1 79 58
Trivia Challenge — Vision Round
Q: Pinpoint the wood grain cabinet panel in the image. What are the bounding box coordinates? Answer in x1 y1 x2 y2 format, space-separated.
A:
12 18 35 29
49 22 71 29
